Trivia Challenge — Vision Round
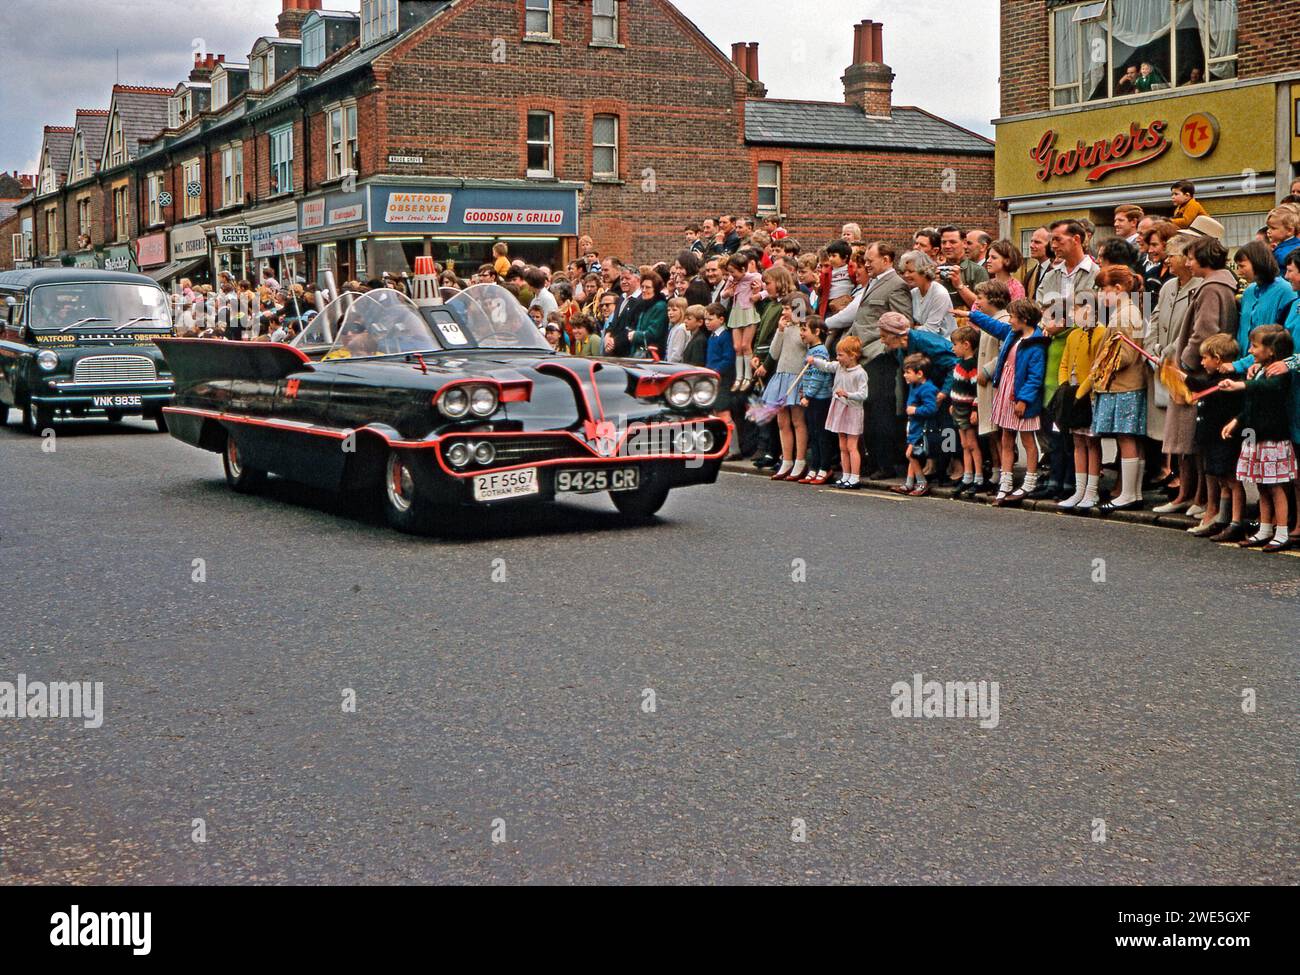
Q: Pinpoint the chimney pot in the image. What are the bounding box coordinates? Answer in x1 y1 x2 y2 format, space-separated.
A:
746 42 760 83
871 22 884 64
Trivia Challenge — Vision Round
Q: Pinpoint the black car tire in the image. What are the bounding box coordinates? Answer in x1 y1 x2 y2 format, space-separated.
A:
105 411 124 423
222 433 267 493
0 404 10 426
611 474 670 521
21 402 53 437
148 410 168 432
381 449 444 534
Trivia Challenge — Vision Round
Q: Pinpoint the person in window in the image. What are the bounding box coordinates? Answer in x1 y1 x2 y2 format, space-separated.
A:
1115 65 1139 95
1182 67 1203 86
1134 62 1166 92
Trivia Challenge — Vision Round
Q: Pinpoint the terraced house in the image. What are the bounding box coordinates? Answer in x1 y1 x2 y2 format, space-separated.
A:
10 0 996 284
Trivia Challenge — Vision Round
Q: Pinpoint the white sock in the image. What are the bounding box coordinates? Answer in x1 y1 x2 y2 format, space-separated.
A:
1117 458 1140 504
1061 471 1088 506
1081 475 1100 504
734 354 745 380
789 460 806 479
774 460 793 477
999 470 1013 494
1273 525 1290 543
1021 471 1039 493
1253 523 1274 542
847 473 859 485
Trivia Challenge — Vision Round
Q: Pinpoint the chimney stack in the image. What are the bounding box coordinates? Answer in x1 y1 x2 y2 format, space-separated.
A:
277 0 322 40
730 40 766 96
842 19 894 117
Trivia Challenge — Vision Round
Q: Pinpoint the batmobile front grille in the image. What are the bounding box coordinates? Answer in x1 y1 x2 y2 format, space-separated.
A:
478 436 592 465
72 355 158 384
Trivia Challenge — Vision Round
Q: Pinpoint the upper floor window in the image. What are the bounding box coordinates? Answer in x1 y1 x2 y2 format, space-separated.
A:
222 144 244 207
168 94 182 129
327 103 358 180
108 114 126 167
45 209 58 254
39 153 56 194
147 173 164 226
113 186 130 241
302 18 326 67
1051 0 1237 108
525 0 552 37
361 0 399 46
593 0 618 43
77 198 93 241
593 114 618 178
269 127 294 194
527 110 553 177
212 73 229 110
182 159 202 219
757 162 781 214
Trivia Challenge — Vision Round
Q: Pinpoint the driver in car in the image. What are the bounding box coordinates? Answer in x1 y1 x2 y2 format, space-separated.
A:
323 321 379 359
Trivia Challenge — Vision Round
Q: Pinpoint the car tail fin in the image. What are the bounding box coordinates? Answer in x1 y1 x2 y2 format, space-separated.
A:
155 338 313 387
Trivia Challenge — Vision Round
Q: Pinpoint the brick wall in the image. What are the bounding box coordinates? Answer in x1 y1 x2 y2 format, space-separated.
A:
1237 0 1300 79
0 213 20 271
1000 0 1050 119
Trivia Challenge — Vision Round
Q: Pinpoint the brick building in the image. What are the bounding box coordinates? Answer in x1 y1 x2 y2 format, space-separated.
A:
995 0 1300 250
7 0 996 285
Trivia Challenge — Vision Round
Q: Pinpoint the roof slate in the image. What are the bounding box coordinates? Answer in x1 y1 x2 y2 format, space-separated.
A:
70 111 110 181
111 87 172 159
745 100 993 155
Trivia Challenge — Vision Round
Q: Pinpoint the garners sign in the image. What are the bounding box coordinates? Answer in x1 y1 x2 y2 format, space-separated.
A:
1030 120 1170 184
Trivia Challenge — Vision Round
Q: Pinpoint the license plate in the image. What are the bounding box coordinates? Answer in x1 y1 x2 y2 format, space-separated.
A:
556 467 639 494
473 467 539 501
92 395 142 408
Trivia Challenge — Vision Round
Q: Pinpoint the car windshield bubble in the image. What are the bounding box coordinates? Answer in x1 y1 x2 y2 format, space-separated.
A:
442 284 549 351
294 290 364 349
322 289 440 360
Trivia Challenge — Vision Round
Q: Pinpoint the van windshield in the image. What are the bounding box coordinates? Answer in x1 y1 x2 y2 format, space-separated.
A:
28 283 172 331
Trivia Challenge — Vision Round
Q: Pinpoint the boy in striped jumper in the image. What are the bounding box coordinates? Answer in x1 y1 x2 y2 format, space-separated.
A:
948 325 985 496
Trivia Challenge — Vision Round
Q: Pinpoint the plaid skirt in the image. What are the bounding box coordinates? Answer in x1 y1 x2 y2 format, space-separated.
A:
1236 440 1297 485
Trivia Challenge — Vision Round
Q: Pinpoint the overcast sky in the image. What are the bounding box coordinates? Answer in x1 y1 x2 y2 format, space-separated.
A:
0 0 999 177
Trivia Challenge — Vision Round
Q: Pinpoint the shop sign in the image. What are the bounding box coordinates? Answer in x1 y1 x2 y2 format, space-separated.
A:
388 154 424 164
1031 120 1170 184
102 246 133 271
215 225 251 247
251 221 301 258
171 223 209 261
329 203 364 225
135 233 168 268
1179 113 1219 159
463 208 564 227
301 199 326 230
73 253 97 268
385 191 451 224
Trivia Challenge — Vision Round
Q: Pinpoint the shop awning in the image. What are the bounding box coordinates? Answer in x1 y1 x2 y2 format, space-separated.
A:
146 255 208 284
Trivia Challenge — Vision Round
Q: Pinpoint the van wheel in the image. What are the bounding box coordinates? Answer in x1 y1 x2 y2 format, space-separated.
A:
381 450 444 534
22 402 53 436
0 405 10 426
147 410 168 432
222 433 267 493
105 411 124 423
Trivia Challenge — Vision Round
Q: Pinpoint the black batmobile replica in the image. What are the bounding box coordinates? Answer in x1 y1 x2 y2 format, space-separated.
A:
156 284 730 533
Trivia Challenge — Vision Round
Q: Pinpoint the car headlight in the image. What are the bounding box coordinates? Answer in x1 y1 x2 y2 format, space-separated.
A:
439 387 470 418
674 429 696 453
446 442 471 467
469 386 498 417
667 379 693 409
694 429 715 453
37 351 60 372
691 377 718 408
473 441 496 466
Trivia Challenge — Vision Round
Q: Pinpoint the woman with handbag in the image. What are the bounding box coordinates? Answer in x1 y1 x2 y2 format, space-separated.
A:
1150 236 1203 513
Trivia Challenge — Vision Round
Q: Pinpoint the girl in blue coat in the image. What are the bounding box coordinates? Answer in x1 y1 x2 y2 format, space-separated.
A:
958 297 1050 505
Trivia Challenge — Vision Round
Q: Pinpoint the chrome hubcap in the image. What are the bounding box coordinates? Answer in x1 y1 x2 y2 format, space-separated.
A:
226 438 242 478
387 453 414 512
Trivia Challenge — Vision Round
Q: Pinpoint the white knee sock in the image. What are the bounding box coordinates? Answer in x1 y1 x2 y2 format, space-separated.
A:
1117 458 1140 504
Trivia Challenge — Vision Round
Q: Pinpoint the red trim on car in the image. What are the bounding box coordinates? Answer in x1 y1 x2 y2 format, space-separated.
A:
536 359 602 421
431 377 533 412
633 368 716 400
162 405 433 448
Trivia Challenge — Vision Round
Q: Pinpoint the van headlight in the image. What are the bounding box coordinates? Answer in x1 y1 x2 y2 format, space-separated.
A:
37 351 60 372
692 377 718 408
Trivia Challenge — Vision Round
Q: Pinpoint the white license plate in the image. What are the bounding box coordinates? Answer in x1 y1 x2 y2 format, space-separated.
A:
556 467 639 494
92 395 142 407
473 467 539 501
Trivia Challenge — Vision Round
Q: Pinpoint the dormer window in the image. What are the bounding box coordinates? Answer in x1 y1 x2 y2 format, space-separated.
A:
302 15 326 67
40 152 56 195
108 114 125 167
361 0 399 47
250 49 271 90
168 93 184 129
212 72 228 110
71 136 88 182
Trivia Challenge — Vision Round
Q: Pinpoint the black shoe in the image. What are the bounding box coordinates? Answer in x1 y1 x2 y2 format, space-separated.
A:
752 454 777 470
1098 498 1140 513
1029 481 1058 499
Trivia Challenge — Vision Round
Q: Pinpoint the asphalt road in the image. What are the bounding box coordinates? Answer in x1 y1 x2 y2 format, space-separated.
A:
1 415 1297 884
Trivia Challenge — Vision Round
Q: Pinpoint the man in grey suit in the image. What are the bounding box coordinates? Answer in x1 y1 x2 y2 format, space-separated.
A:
850 241 913 479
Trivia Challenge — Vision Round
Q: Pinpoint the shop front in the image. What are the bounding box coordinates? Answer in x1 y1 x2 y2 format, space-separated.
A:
300 179 581 285
99 244 135 272
147 222 212 288
995 80 1284 251
250 219 303 286
211 223 251 282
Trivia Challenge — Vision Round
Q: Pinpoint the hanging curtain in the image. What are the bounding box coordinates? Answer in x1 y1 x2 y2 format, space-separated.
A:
1082 16 1108 99
1054 6 1081 102
1108 0 1171 47
1193 0 1238 79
